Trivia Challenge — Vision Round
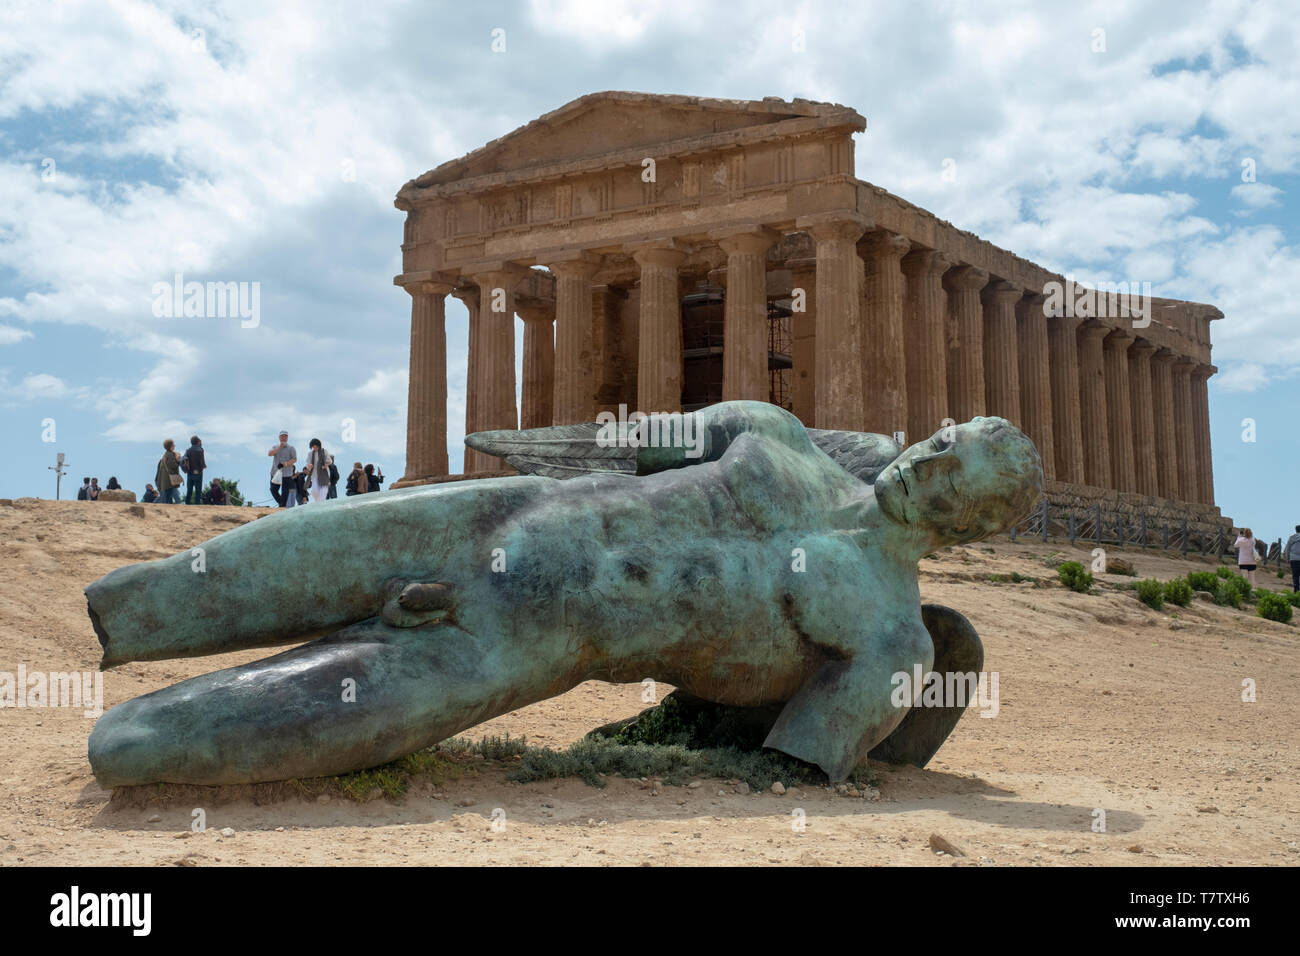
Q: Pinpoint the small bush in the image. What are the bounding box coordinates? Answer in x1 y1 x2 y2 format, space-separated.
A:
1223 574 1252 601
1215 566 1236 579
1212 581 1242 608
1286 591 1300 608
1187 570 1219 592
1134 579 1164 610
1163 578 1193 607
1057 561 1093 593
1257 590 1293 623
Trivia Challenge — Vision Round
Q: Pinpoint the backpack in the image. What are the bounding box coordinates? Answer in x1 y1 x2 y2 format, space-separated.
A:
329 462 340 484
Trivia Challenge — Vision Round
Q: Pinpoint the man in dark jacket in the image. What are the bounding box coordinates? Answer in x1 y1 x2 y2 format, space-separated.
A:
183 436 207 505
76 477 91 500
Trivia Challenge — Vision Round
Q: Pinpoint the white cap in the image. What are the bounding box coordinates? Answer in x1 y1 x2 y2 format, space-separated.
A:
278 428 289 436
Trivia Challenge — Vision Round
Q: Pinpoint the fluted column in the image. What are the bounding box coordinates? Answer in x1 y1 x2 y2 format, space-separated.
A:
452 285 483 473
466 267 523 474
1077 320 1111 489
633 243 687 414
517 304 555 430
1102 329 1136 493
798 214 869 430
1015 293 1054 481
1192 364 1216 505
1127 339 1159 497
1173 356 1198 503
787 258 817 427
398 280 451 482
981 280 1021 425
714 226 778 402
860 231 911 437
1047 314 1085 484
1150 348 1180 500
592 284 628 415
545 255 600 424
901 249 951 443
943 265 989 422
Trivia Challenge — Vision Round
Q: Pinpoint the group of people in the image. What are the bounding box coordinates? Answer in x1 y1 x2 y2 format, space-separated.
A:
150 435 213 504
1233 527 1300 593
267 430 384 508
76 476 122 500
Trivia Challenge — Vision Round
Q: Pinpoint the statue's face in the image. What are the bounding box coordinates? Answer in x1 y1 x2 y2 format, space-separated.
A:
874 417 1042 547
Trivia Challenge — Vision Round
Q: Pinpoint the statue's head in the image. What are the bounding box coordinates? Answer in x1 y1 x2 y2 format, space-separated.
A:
873 417 1043 549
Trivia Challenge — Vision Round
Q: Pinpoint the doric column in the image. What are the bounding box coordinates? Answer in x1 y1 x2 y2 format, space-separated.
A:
1127 339 1159 497
942 265 989 423
1076 320 1111 489
466 266 524 474
451 285 483 473
398 280 451 483
1047 313 1085 484
981 280 1021 426
1173 356 1198 503
592 284 628 416
1150 348 1180 501
798 214 869 430
545 254 600 424
1102 329 1136 493
786 258 817 427
713 226 778 402
901 249 951 443
1192 364 1216 505
632 243 687 414
517 304 555 430
860 231 911 438
1015 292 1054 481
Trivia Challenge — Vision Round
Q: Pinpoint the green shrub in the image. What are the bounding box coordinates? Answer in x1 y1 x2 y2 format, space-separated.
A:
1163 578 1193 607
1286 591 1300 608
1212 581 1242 608
1134 579 1164 610
1257 590 1293 623
1187 570 1219 592
1057 561 1093 593
1223 574 1252 601
1215 566 1236 579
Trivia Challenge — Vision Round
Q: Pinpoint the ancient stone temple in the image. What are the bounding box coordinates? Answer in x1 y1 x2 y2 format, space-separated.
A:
391 92 1227 532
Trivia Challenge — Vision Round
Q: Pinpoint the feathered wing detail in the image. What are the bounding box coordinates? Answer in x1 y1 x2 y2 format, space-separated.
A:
464 422 638 479
806 429 903 485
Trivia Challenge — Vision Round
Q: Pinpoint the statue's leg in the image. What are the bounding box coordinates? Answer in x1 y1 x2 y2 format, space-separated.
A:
867 604 984 768
88 618 567 787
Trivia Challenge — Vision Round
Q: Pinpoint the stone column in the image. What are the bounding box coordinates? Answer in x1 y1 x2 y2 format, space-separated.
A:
1173 356 1198 504
1076 320 1111 489
451 285 482 473
798 214 869 430
713 226 778 402
860 231 911 438
592 284 628 416
981 280 1021 426
1047 314 1085 484
517 304 555 430
1150 348 1180 501
787 258 817 427
632 243 687 414
1102 329 1136 493
1127 339 1159 498
901 249 950 443
1192 364 1216 505
545 254 600 424
466 267 523 474
1015 293 1054 482
942 265 989 423
398 280 451 483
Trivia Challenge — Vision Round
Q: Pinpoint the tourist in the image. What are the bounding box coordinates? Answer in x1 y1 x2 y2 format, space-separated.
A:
156 440 183 504
346 461 368 496
208 478 228 506
88 478 101 501
1233 528 1259 588
1285 526 1300 593
364 463 384 493
304 438 331 503
106 477 121 490
267 430 297 508
141 483 158 503
76 477 91 500
327 455 339 499
183 435 207 505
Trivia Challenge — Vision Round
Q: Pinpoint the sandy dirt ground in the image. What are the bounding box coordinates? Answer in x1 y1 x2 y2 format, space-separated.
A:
1 497 1296 866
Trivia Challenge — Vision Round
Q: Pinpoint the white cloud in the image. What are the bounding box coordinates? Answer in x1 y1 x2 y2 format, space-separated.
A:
0 325 32 345
1230 182 1283 210
1214 362 1270 393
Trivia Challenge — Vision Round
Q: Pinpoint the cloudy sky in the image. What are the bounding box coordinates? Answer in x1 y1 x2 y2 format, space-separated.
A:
2 0 1296 540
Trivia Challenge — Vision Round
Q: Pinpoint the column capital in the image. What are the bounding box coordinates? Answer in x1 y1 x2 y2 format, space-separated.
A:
394 270 457 294
542 251 601 278
1017 291 1046 312
1172 354 1198 375
796 212 871 243
1128 337 1157 358
784 255 817 274
710 225 780 254
450 284 479 305
465 262 530 289
1077 318 1111 341
1102 327 1133 351
942 264 989 292
1192 363 1217 381
900 248 951 277
1151 346 1177 366
632 242 688 268
860 230 911 260
980 279 1020 308
515 303 554 324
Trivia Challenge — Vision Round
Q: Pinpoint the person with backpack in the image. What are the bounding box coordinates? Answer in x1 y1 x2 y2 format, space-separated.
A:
76 477 91 501
141 483 158 504
183 436 207 505
1284 525 1300 593
345 461 368 496
327 455 340 499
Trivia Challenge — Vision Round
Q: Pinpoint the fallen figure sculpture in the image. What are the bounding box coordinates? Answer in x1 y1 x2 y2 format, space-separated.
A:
85 401 1042 787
